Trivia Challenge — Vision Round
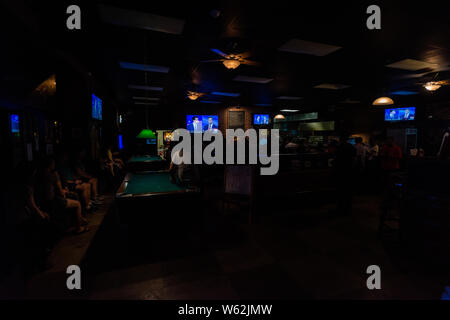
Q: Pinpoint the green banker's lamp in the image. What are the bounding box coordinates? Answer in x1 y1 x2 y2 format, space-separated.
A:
136 128 156 139
136 33 157 141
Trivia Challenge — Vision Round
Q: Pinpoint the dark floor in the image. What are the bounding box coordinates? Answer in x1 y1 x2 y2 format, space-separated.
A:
0 197 112 299
82 194 450 300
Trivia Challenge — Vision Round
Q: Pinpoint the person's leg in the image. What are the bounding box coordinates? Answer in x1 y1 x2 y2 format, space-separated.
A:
82 183 91 207
89 177 98 199
89 177 105 203
75 184 90 210
66 199 87 232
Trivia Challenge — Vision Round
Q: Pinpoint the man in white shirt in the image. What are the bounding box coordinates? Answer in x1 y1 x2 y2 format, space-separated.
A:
187 116 202 133
169 149 186 183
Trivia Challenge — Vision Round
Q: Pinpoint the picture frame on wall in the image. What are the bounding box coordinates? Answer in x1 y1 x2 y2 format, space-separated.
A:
227 110 245 129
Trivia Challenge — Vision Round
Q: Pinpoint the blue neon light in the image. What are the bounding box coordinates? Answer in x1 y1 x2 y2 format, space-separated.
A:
118 134 124 150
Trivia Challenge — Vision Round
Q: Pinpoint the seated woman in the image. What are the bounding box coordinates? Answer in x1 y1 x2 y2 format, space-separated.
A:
13 162 55 270
100 145 123 178
106 145 124 170
38 157 89 234
73 149 103 205
17 162 50 222
56 151 95 211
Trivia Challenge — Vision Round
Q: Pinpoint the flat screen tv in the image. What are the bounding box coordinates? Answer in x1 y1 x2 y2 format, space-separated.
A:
186 115 219 133
10 114 20 133
92 94 102 120
384 107 415 121
253 114 270 125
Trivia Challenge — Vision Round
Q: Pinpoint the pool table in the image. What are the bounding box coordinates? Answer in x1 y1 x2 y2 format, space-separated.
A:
126 155 167 172
116 171 197 198
115 171 201 229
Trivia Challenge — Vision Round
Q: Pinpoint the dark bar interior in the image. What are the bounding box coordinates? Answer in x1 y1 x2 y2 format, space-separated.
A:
0 0 449 301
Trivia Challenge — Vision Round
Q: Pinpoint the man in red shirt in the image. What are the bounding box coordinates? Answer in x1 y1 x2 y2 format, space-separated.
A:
381 137 402 171
379 138 403 234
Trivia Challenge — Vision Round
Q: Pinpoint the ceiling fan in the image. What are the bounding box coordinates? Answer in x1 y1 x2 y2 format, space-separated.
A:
201 48 260 69
414 72 450 92
184 66 207 100
187 90 206 100
395 69 450 91
422 80 450 91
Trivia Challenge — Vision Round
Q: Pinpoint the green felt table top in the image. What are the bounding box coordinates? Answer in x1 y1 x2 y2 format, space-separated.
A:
128 155 164 163
123 172 185 195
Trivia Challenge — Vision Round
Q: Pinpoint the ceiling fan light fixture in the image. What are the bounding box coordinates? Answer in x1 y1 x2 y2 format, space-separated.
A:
223 59 241 69
372 96 394 106
424 81 441 91
187 91 202 100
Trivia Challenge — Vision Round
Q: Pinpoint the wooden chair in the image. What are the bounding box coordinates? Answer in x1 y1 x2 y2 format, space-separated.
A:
222 165 256 224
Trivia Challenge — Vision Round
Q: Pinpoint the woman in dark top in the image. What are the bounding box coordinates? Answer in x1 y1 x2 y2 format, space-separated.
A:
16 163 50 224
11 162 55 272
56 151 93 211
39 157 89 234
74 149 103 205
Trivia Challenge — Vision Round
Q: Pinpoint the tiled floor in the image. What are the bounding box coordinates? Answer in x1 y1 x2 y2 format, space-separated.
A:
84 194 449 300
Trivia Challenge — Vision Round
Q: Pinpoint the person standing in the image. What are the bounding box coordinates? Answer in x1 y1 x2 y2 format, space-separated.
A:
367 138 379 162
367 138 380 189
379 137 403 233
354 137 368 172
380 137 402 172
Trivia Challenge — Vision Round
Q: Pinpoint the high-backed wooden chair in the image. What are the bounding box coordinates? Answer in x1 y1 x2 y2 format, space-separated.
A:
223 165 256 224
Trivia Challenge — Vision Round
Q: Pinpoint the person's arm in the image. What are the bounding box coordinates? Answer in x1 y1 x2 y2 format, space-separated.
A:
55 172 68 197
26 191 49 220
